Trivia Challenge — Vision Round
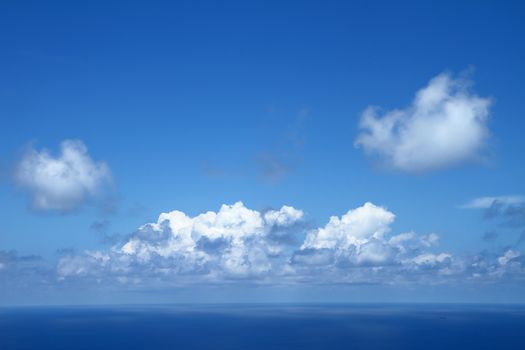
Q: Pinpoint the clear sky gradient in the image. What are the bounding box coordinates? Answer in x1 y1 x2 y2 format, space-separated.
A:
1 0 525 304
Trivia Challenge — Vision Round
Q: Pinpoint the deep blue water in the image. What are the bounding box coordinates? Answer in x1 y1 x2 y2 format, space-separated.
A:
1 304 524 349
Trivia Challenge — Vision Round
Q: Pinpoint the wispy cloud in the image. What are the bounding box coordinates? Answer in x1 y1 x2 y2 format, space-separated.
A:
462 195 525 227
464 195 525 246
257 108 310 182
0 250 51 291
257 153 291 182
90 219 122 245
461 195 525 209
355 72 491 172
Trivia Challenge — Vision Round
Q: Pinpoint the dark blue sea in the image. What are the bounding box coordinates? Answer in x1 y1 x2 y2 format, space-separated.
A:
1 304 524 349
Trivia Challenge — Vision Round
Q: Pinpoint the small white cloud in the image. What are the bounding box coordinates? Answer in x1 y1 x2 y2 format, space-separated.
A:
461 195 525 209
498 250 520 266
388 232 416 244
410 253 452 266
264 206 304 227
15 140 111 211
355 72 491 172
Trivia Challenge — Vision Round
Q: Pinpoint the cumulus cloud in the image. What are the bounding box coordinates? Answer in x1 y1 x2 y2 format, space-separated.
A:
52 201 525 287
15 140 111 211
295 203 447 273
355 73 491 172
301 202 395 250
59 202 305 282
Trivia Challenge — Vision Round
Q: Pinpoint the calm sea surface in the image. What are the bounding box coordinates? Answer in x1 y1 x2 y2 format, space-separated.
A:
0 304 524 349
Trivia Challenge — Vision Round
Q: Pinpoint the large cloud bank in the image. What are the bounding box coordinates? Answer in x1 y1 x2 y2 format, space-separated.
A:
15 140 111 211
56 202 524 286
355 73 491 172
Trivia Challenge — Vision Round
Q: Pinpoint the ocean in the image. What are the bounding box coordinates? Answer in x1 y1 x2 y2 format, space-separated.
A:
0 304 524 349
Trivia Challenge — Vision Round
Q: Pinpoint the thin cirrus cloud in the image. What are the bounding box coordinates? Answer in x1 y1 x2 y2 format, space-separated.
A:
56 201 524 287
0 250 49 290
14 140 111 212
461 195 525 209
355 72 492 172
463 195 525 230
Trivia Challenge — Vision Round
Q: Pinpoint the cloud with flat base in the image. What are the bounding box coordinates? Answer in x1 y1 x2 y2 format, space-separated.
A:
55 201 524 287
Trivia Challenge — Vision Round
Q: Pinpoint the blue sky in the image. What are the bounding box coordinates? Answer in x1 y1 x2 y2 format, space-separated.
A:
1 0 525 304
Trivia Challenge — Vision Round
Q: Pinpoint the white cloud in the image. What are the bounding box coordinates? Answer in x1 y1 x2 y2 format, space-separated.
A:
56 201 516 286
15 140 111 211
355 73 491 172
264 205 304 226
498 250 521 266
461 195 525 209
60 202 305 280
53 202 525 287
297 203 448 270
410 253 452 266
301 202 395 250
57 250 110 278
